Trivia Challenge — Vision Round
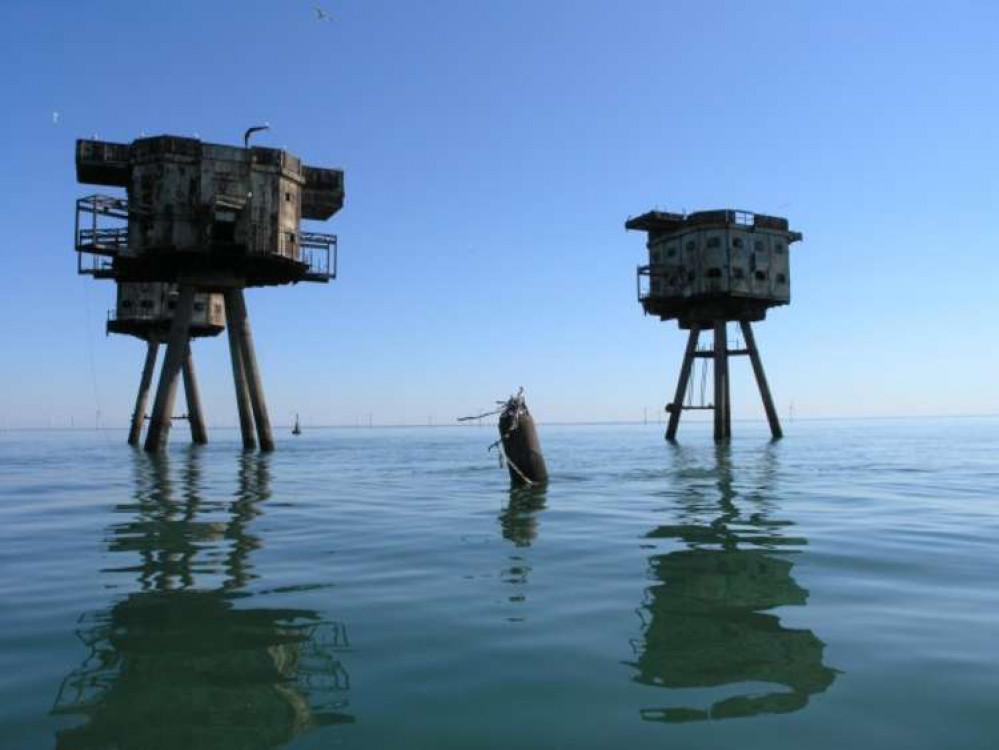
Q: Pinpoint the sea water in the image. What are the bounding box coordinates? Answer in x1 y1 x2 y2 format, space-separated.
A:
0 418 996 749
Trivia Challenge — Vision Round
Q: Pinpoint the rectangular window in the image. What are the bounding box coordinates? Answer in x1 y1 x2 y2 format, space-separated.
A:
732 237 744 249
776 273 787 284
755 271 767 281
707 237 721 249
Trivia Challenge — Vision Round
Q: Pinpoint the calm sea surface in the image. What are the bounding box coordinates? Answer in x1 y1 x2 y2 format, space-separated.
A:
1 419 997 749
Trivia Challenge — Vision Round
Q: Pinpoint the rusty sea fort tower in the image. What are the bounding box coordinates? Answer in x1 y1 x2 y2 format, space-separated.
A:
75 134 344 451
626 209 801 442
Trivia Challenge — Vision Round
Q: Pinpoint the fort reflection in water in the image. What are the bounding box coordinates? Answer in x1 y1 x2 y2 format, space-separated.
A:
52 450 353 750
628 444 838 722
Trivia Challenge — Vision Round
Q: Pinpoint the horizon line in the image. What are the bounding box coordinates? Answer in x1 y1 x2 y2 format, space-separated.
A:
2 412 997 432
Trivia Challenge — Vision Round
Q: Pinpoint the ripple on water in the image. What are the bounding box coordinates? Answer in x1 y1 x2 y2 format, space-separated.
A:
0 420 997 749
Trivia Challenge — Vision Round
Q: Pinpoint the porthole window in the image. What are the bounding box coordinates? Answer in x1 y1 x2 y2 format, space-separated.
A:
707 237 721 249
754 271 767 281
776 273 787 284
732 237 744 249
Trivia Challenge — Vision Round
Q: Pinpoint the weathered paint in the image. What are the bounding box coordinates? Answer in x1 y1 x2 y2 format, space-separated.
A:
114 283 224 333
627 209 801 325
76 136 344 267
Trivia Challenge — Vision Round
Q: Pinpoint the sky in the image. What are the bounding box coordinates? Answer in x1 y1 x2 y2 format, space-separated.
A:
0 0 997 429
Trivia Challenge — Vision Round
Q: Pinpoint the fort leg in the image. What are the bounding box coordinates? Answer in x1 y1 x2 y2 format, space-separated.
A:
224 291 257 450
713 321 729 443
225 290 257 451
144 285 196 452
740 321 782 439
665 326 700 441
227 289 274 452
128 340 160 446
182 345 208 445
722 333 732 440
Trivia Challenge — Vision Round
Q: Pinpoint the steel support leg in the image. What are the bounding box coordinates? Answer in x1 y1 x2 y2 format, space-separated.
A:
144 285 196 452
128 340 160 446
665 326 701 441
713 320 729 443
226 289 274 452
722 333 732 440
182 345 208 445
740 320 782 439
224 292 257 450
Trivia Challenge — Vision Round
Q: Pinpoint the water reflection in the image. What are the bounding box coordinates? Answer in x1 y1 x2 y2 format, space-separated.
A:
52 449 353 749
498 486 547 609
628 445 837 722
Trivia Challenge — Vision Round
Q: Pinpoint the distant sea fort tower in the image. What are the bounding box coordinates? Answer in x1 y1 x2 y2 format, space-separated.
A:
75 134 344 451
625 209 801 441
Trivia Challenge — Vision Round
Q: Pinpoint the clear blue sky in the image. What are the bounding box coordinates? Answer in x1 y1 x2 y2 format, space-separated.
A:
0 0 997 429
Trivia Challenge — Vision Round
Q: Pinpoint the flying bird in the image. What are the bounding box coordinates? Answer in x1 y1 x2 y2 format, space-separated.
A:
314 5 332 21
52 111 59 125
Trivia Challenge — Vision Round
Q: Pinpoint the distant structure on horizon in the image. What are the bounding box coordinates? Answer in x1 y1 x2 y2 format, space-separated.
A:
75 134 345 451
626 209 802 442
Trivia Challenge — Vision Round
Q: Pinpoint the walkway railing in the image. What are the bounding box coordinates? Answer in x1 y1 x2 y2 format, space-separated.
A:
75 194 129 276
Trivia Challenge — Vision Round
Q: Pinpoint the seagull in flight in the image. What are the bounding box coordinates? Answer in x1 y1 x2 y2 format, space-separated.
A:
314 5 332 21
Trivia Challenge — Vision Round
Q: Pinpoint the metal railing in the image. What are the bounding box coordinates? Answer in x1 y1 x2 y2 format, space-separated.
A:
75 194 129 276
637 264 691 301
300 232 338 280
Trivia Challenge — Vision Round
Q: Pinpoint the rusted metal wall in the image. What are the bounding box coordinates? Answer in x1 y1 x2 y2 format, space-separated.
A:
77 136 343 264
116 283 225 329
646 223 794 306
